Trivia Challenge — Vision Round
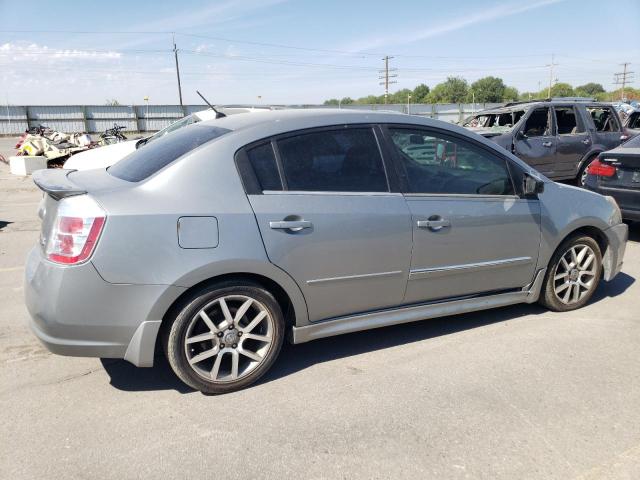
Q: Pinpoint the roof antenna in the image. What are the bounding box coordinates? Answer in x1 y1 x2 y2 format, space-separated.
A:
196 90 226 118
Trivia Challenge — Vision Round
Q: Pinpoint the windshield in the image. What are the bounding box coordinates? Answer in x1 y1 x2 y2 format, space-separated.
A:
109 124 230 182
144 114 201 145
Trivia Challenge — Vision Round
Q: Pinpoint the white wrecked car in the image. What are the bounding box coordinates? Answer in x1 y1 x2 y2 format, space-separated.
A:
64 107 270 171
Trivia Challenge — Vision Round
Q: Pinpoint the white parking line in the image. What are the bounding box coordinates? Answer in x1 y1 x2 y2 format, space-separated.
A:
0 266 24 273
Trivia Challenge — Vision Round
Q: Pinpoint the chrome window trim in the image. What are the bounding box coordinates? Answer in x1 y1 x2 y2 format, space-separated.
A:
262 190 403 197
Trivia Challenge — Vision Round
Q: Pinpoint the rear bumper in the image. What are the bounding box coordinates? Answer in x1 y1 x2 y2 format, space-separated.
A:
602 223 628 281
585 181 640 221
24 246 185 366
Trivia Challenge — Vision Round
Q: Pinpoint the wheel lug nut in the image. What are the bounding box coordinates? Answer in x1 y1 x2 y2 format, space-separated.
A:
220 343 225 348
238 331 243 337
217 332 223 337
229 325 234 330
232 343 237 349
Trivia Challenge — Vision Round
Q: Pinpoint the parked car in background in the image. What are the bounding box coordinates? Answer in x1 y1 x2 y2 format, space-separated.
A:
463 98 630 185
585 134 640 221
63 107 271 171
26 109 627 393
621 108 640 136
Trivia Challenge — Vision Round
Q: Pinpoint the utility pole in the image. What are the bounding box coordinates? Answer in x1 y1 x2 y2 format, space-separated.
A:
546 54 558 98
173 34 183 107
378 56 397 104
613 63 634 101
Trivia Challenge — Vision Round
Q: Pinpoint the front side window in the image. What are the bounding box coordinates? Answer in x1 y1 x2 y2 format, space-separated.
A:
276 128 388 192
588 107 620 132
389 128 514 196
522 107 552 137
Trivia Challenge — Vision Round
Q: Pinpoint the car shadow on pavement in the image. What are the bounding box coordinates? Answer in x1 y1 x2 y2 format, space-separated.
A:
0 220 13 231
100 268 635 394
100 356 194 394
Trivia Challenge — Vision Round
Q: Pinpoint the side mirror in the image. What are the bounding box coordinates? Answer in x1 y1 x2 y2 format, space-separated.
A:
523 173 544 196
516 130 527 139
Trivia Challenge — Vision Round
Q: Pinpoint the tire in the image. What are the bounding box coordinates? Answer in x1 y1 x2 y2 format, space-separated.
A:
577 155 598 187
539 235 602 312
163 281 285 394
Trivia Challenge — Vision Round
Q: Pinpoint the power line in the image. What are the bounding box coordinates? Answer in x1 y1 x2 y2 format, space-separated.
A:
378 56 397 104
613 62 634 100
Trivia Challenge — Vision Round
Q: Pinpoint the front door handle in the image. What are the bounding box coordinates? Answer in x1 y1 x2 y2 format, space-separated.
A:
542 141 553 147
582 138 591 144
417 219 451 231
269 220 312 232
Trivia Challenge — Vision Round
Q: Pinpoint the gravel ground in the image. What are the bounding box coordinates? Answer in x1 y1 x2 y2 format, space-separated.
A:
1 136 639 479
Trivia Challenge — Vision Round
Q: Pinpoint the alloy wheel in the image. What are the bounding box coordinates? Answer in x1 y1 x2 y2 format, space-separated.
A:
183 295 274 383
552 244 598 305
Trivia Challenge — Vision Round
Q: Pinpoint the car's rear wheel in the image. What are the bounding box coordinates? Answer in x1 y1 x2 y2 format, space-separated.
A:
164 282 285 394
578 155 598 186
540 235 602 312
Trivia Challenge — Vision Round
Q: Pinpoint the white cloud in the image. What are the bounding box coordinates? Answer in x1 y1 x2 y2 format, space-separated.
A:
344 0 565 53
0 42 122 62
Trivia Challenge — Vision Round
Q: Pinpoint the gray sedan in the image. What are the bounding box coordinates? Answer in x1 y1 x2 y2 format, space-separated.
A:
25 109 628 393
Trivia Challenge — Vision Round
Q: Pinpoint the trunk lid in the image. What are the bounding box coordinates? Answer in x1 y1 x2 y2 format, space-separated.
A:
599 147 640 190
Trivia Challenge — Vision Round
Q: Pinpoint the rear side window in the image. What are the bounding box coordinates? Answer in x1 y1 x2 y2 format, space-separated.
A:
246 142 282 191
554 107 583 134
587 107 620 132
109 125 230 182
276 128 388 192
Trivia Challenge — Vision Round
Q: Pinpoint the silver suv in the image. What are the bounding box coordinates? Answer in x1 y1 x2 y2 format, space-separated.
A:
25 109 628 393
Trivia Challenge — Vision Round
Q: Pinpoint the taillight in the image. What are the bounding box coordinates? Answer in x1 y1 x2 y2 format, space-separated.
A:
586 159 616 178
45 195 106 265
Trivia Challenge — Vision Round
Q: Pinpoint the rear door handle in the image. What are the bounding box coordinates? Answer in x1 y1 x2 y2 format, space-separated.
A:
582 138 591 144
417 219 451 231
269 220 312 231
542 141 553 147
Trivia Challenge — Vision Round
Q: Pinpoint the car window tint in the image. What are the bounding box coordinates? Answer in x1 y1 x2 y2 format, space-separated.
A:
246 142 282 191
555 107 583 134
587 107 620 132
389 128 514 196
109 125 230 182
277 128 388 192
628 112 640 129
523 108 551 137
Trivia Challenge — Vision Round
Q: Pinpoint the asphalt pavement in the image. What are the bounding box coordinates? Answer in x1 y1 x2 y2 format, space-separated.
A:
1 137 639 479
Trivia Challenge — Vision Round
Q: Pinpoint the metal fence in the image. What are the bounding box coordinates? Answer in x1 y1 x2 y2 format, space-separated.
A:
0 103 503 136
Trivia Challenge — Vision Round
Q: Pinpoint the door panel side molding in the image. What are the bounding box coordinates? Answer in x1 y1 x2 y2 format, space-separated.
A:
291 268 546 344
307 270 403 285
409 256 533 280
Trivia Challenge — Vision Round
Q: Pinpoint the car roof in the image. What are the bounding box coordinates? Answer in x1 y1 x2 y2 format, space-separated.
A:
197 107 443 135
474 99 613 115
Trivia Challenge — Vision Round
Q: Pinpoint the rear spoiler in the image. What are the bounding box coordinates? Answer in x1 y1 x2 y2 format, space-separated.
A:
32 169 86 200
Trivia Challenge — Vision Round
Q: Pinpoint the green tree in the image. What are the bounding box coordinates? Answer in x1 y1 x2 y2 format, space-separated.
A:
427 76 469 103
470 76 505 103
412 83 430 103
340 97 354 105
356 95 382 104
323 98 339 106
389 88 413 104
575 82 605 96
549 82 574 97
502 86 519 101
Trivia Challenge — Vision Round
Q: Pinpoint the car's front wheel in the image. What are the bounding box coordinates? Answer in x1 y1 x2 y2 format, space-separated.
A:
540 235 602 312
164 282 285 394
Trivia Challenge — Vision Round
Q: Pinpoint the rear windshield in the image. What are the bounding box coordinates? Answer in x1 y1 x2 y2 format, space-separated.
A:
109 125 230 182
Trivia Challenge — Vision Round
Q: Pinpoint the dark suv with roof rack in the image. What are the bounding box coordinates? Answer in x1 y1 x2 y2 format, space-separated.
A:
463 98 631 185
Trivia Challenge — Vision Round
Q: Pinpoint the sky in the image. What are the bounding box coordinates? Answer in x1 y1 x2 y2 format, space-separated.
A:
0 0 638 105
